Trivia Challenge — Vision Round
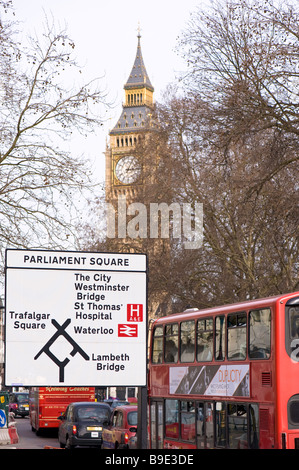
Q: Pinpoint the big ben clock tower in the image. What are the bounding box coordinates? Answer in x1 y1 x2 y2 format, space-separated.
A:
105 29 155 209
104 30 169 319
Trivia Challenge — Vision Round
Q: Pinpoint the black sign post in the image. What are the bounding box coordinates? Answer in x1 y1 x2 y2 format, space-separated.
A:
137 385 148 449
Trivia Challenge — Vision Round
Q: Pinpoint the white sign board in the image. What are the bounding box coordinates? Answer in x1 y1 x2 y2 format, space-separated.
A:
5 249 147 387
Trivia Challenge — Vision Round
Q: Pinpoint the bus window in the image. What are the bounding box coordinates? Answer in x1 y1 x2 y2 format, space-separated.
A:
288 394 299 429
165 323 178 363
215 402 226 447
289 308 299 338
165 399 179 439
215 316 225 361
180 401 195 442
285 297 299 359
228 404 248 448
228 313 247 360
249 308 271 359
152 326 163 364
180 321 195 363
249 404 259 448
197 318 213 362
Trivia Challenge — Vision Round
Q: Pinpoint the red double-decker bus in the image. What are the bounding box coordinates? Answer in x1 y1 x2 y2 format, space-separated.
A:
148 291 299 449
29 387 95 434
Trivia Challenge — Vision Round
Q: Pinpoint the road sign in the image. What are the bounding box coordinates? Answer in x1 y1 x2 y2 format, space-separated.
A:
5 249 147 387
0 410 6 428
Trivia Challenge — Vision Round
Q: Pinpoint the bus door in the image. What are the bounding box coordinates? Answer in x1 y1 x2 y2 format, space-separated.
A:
150 400 164 449
196 402 214 449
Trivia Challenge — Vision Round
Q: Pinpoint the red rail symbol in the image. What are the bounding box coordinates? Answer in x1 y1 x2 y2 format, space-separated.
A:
118 324 138 337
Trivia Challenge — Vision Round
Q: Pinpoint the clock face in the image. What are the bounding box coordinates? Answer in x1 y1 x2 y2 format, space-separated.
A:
115 156 141 184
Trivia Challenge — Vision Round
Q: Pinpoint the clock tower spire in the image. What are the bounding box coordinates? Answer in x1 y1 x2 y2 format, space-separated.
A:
104 30 170 319
105 30 155 205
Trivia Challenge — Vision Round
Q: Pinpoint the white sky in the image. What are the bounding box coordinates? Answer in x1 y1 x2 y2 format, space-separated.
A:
10 0 201 185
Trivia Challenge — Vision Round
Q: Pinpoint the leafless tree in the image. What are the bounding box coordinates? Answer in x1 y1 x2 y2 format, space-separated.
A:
0 1 109 272
153 88 298 309
178 0 299 182
84 0 299 313
144 0 299 310
163 0 299 308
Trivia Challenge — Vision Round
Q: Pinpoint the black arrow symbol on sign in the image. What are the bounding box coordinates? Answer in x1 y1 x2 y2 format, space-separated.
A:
34 319 89 383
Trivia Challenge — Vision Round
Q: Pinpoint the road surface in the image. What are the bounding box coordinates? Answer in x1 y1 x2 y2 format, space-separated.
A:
5 417 60 449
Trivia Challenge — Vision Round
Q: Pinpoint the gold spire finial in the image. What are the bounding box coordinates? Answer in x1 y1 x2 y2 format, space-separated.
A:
137 22 141 39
